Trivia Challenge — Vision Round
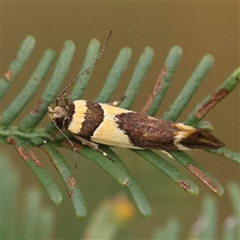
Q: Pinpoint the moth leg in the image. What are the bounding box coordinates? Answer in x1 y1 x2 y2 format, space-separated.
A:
160 150 174 159
73 134 115 163
37 121 77 156
140 66 166 114
108 96 126 106
36 128 63 146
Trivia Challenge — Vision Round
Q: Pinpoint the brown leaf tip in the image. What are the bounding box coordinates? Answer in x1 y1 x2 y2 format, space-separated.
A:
178 181 191 191
4 70 13 81
17 146 29 161
29 151 44 168
188 164 220 193
196 89 228 119
68 176 77 188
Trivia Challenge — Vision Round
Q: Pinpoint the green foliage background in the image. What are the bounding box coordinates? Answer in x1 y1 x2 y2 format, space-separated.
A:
1 2 239 239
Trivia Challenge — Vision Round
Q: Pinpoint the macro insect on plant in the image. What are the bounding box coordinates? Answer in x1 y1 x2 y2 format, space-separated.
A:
1 31 239 219
45 31 224 162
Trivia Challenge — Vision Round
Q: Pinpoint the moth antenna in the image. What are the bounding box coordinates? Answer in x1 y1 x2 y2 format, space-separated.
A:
56 30 112 100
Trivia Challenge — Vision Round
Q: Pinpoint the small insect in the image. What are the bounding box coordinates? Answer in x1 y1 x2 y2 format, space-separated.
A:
45 31 225 161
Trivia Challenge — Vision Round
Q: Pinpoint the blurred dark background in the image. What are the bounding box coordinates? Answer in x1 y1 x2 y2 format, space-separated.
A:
1 2 239 239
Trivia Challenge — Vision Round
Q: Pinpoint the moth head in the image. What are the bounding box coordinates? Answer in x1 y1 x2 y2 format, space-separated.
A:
48 105 67 121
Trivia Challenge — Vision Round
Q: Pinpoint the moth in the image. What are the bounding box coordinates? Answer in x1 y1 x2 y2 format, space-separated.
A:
45 31 225 161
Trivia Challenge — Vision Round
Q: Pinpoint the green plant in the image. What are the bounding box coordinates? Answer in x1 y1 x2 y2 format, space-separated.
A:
1 153 239 239
1 36 239 219
1 152 55 239
152 182 240 240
